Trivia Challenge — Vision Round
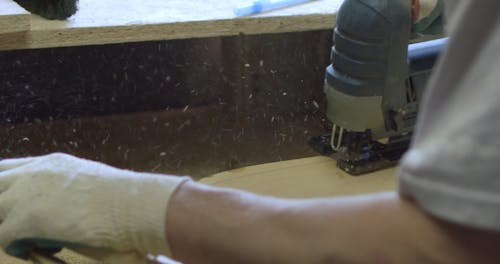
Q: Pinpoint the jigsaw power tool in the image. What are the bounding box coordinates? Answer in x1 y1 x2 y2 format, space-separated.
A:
310 0 446 175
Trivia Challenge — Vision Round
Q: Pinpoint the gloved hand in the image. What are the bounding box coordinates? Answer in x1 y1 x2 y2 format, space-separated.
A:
0 153 189 261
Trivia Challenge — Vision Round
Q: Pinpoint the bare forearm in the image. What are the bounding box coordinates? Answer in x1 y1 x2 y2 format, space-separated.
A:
166 181 295 263
166 181 500 263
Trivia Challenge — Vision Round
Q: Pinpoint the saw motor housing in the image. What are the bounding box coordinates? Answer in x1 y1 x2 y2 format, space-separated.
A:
319 0 445 175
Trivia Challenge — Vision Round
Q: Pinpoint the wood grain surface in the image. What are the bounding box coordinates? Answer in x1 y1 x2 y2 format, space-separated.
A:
0 0 341 51
201 156 397 198
0 0 30 34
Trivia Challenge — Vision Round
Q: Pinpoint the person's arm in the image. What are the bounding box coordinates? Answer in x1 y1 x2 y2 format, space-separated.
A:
167 181 500 263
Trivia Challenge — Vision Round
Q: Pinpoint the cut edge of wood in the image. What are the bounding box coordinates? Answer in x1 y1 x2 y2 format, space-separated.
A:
0 13 336 51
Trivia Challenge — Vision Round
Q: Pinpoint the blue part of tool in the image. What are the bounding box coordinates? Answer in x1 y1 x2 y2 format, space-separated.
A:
234 0 314 16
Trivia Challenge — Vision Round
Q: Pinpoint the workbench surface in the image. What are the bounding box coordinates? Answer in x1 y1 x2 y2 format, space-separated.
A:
201 156 397 198
0 0 341 51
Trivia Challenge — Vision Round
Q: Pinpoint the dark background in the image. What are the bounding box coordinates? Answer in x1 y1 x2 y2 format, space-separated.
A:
0 30 333 179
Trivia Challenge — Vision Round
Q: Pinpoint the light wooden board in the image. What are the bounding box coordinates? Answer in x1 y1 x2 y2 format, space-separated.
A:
0 0 341 51
0 0 30 34
201 156 397 198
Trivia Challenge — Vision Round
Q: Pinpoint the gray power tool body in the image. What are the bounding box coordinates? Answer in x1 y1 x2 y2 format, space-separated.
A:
310 0 446 175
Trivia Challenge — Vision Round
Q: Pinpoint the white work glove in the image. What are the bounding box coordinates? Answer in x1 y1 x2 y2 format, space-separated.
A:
0 153 189 261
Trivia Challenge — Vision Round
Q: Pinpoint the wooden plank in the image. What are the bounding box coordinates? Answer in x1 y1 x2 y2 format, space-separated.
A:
0 0 30 34
201 156 397 198
0 0 341 51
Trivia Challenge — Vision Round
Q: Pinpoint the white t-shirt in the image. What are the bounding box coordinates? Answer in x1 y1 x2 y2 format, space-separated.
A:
398 0 500 231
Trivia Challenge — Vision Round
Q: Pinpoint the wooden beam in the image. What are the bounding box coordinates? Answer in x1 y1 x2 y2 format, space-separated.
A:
0 0 341 51
0 0 30 34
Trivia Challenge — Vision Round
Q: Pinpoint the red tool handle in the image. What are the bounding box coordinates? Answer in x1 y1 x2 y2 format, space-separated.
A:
412 0 420 21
